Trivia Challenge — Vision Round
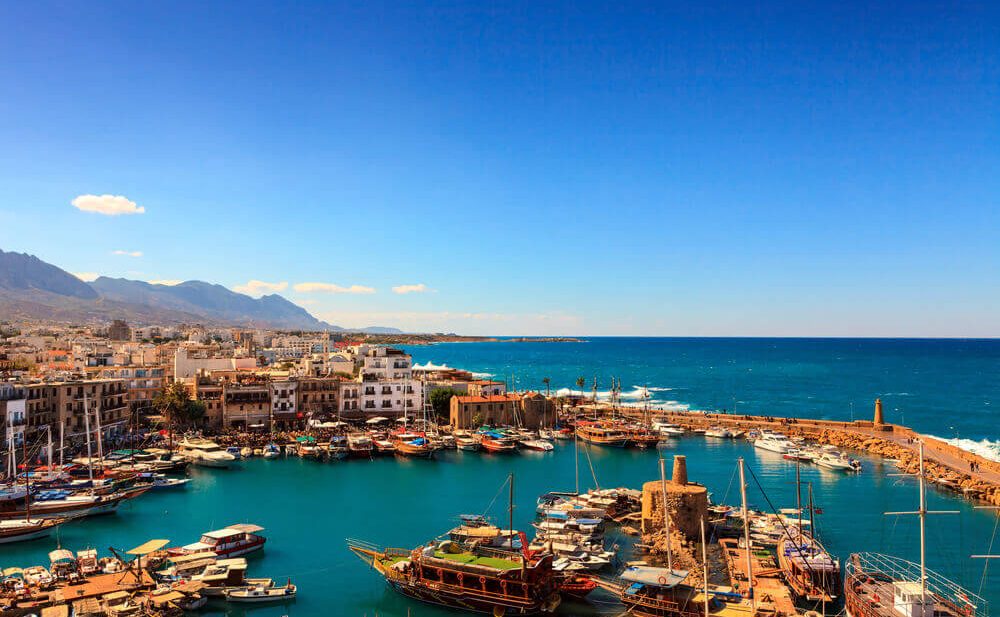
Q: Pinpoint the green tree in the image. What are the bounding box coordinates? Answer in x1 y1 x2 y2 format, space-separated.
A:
542 377 551 397
575 376 585 392
153 382 206 430
429 388 461 423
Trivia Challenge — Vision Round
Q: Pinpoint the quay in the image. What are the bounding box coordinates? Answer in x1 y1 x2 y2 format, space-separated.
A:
605 398 1000 506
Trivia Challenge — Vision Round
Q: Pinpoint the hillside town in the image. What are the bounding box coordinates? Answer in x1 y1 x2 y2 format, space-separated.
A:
0 319 561 451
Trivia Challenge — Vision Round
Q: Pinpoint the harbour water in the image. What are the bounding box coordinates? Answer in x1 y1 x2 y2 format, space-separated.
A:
3 438 998 615
406 337 1000 448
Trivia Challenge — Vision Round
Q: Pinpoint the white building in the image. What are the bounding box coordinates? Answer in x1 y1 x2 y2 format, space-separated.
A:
360 379 423 417
360 347 412 381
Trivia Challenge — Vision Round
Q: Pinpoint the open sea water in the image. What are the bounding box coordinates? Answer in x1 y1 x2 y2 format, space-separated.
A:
2 338 998 615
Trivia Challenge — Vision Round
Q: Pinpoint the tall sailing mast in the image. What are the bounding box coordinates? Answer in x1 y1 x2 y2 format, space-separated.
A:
738 457 755 609
885 441 959 606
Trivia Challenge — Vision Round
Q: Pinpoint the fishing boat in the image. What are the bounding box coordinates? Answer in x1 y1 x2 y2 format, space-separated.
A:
295 436 320 458
455 436 480 451
177 438 236 468
176 523 266 558
393 433 434 458
347 433 374 458
225 581 296 603
328 436 350 460
556 573 598 599
777 533 842 602
625 427 662 449
0 517 68 544
374 439 397 455
262 444 280 459
479 431 518 453
575 422 629 447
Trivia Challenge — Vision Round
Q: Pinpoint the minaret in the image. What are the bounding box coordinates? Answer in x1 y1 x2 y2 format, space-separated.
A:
874 398 884 425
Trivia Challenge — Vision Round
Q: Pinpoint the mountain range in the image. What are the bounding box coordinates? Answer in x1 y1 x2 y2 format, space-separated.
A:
0 249 401 333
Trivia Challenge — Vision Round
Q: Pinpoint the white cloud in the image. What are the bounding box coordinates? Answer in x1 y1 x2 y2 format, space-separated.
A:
148 279 182 286
72 194 145 216
112 249 143 257
72 272 99 282
392 283 429 295
233 280 289 296
293 282 376 294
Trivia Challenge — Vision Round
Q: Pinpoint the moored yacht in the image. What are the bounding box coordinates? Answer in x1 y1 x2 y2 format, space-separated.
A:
177 438 236 468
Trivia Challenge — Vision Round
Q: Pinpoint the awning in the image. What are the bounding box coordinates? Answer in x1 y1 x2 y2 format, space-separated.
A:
128 539 170 555
227 523 265 533
620 566 688 588
366 416 389 424
48 549 75 562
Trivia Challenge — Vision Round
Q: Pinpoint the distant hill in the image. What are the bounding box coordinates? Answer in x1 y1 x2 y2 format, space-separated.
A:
90 277 329 330
0 249 98 299
0 249 403 333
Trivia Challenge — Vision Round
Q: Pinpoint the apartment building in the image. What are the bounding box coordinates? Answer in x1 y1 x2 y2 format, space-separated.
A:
54 379 130 441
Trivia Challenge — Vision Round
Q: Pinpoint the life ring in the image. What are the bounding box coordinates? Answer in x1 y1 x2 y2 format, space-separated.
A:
480 576 487 584
457 572 464 581
436 568 443 578
658 576 668 585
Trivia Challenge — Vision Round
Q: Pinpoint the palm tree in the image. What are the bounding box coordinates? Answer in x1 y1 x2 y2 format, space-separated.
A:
542 377 551 397
153 382 206 431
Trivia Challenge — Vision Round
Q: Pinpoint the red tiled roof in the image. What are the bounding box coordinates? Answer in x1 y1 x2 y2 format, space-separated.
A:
454 394 520 404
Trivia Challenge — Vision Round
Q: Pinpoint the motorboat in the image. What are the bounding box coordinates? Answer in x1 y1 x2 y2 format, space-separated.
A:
815 452 861 472
225 582 296 603
347 433 374 458
328 436 349 460
177 438 236 468
455 436 479 451
0 518 67 544
753 434 795 454
262 444 280 459
704 427 733 439
519 438 555 451
177 523 266 558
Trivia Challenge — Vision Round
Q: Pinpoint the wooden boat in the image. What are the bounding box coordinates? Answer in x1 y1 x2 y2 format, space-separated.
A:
624 428 660 449
556 573 598 599
575 423 629 447
347 433 374 458
374 439 397 455
480 434 518 453
0 485 150 520
393 433 435 458
225 582 296 603
777 533 842 602
455 436 480 451
616 566 754 617
0 518 67 544
327 436 349 460
348 539 561 614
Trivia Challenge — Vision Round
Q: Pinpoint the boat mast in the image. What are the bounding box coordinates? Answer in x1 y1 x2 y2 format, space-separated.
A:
659 456 673 572
738 457 754 609
59 421 64 467
701 516 710 617
94 392 105 469
46 425 53 469
574 419 580 495
885 442 958 607
21 434 31 522
796 458 803 535
83 391 94 482
508 472 515 549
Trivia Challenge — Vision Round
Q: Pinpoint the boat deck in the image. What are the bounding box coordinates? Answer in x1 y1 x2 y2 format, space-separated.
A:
432 551 521 571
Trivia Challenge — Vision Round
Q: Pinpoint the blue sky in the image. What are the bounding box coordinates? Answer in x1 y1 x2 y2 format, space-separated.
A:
1 2 998 336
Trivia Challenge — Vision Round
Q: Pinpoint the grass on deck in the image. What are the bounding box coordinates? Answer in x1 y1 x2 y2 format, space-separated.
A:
433 551 521 571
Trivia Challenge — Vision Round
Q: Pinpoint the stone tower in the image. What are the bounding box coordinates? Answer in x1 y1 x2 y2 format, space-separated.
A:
641 455 708 539
874 398 884 425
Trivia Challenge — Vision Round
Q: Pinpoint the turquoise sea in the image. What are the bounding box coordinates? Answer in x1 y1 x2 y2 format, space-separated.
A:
2 338 998 615
405 337 1000 448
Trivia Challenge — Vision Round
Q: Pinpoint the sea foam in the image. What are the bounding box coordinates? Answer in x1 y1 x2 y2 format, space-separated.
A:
928 436 1000 462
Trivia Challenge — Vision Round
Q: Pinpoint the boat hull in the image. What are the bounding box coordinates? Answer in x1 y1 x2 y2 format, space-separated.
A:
386 578 554 615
